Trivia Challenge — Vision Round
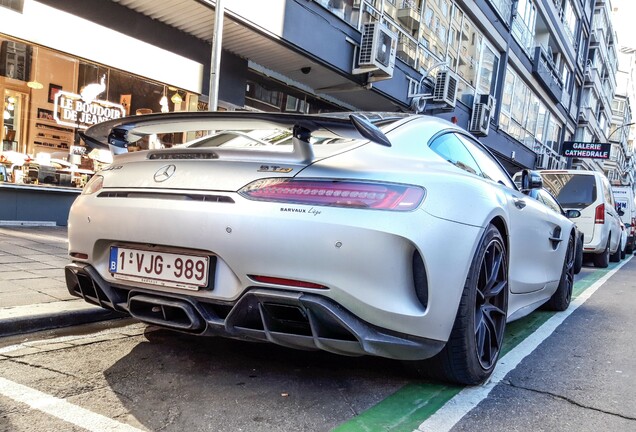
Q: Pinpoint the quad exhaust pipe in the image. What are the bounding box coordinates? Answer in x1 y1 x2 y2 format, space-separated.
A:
128 295 203 331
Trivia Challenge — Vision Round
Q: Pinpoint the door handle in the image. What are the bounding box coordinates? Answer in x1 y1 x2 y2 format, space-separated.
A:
513 198 526 209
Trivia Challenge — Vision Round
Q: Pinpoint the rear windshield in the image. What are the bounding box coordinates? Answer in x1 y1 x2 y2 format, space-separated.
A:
541 173 597 209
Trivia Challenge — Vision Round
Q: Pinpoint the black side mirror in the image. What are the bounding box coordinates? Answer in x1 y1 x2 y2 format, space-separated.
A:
618 208 625 217
566 209 581 219
521 169 543 192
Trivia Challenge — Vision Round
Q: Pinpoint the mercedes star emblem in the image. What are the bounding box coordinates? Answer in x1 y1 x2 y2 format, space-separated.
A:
153 164 176 182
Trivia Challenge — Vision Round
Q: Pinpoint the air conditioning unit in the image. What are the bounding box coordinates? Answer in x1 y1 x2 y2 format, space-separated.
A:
469 100 492 136
475 93 495 110
352 21 397 79
432 71 457 107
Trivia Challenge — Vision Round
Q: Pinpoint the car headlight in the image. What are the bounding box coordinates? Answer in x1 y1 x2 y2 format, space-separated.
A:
82 175 104 195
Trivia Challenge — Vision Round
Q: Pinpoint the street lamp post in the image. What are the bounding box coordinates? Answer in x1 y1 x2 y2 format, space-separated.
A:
607 122 635 186
607 121 635 142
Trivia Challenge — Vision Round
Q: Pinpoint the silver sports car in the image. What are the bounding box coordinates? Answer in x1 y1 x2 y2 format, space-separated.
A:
65 112 575 385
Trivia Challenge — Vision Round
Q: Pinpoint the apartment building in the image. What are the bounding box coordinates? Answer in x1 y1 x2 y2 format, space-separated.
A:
1 0 621 176
605 46 634 187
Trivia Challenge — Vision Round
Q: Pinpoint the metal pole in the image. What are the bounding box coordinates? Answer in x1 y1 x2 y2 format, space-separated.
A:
209 0 224 111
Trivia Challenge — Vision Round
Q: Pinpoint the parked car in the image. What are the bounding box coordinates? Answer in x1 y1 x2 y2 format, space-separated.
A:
612 185 636 254
65 112 576 385
539 170 623 268
620 221 628 260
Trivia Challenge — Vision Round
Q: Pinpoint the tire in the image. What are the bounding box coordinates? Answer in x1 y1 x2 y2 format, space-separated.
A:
573 234 583 274
610 238 621 263
621 246 626 260
543 235 574 311
415 224 508 385
593 239 610 268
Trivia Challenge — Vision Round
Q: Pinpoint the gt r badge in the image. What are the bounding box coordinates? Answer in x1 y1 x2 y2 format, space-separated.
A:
153 164 176 182
258 165 293 173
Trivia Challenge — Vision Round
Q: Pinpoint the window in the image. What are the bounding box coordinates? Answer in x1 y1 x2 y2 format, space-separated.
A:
562 0 578 44
477 44 499 97
420 1 451 60
316 0 361 27
525 95 540 136
457 19 480 87
428 133 482 176
455 134 515 188
511 0 536 52
501 68 515 113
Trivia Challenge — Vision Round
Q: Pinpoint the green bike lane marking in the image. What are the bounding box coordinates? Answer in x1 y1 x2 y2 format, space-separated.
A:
334 262 622 432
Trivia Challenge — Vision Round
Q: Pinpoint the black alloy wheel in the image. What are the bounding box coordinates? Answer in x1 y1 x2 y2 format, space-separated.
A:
543 234 575 311
419 224 508 385
474 235 508 370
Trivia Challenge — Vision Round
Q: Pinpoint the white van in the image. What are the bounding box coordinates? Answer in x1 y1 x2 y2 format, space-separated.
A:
539 170 623 268
612 185 636 254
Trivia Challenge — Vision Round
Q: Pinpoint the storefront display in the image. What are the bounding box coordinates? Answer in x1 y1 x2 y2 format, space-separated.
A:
0 34 198 189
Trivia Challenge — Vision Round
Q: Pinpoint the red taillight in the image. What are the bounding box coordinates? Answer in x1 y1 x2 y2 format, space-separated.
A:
632 217 636 235
82 175 104 195
240 178 425 211
595 203 605 224
249 275 327 289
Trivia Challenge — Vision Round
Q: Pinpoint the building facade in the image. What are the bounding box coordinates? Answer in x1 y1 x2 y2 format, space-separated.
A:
0 0 626 177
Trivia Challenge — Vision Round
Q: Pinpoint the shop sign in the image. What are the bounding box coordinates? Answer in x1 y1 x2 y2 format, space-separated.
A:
53 90 125 129
561 141 611 159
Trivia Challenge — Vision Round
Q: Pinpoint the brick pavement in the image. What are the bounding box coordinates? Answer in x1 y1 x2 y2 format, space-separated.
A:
0 226 119 336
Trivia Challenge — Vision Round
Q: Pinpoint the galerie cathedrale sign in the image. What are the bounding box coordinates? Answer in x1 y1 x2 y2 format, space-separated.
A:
53 90 125 130
561 141 611 159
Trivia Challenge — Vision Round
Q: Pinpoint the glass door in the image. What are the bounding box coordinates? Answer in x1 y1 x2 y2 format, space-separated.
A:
3 89 27 152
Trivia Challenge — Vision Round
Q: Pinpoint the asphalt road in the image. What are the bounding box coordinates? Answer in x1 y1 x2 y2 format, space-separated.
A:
0 260 634 432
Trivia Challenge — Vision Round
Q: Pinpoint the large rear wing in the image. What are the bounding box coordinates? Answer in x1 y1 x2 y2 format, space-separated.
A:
80 111 401 163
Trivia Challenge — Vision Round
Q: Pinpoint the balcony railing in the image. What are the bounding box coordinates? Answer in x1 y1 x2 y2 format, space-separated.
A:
397 35 417 67
512 16 535 54
584 60 598 85
397 0 420 30
487 0 513 23
532 46 563 101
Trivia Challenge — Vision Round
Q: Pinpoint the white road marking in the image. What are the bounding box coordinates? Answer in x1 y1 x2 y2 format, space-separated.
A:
0 377 145 431
0 323 150 430
417 256 632 432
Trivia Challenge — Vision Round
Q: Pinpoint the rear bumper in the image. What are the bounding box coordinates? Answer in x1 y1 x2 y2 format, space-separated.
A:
65 263 445 360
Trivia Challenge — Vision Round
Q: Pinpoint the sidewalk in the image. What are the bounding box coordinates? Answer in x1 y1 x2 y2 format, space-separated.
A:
0 226 119 337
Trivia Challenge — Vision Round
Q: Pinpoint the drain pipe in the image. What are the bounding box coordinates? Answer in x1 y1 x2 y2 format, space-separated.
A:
209 0 224 111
